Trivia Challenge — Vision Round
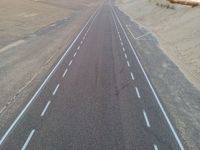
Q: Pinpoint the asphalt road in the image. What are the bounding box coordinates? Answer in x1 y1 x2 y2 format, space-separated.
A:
0 1 185 150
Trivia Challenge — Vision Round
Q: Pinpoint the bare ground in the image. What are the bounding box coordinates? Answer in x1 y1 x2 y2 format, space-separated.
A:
115 0 200 149
116 0 200 90
0 0 101 130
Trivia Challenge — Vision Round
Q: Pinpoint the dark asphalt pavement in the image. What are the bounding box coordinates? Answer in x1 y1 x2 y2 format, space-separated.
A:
0 1 185 150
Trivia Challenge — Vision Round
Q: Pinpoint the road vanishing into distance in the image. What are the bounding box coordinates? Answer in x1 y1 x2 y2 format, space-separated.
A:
0 1 185 150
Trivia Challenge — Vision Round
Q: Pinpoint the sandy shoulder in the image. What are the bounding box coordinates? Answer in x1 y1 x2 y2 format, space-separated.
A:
0 0 101 130
116 0 200 90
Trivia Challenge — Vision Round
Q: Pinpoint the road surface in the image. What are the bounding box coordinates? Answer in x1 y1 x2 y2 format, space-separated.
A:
0 1 185 150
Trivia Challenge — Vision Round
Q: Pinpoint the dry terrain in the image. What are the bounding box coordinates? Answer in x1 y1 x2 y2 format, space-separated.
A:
0 0 101 129
116 0 200 90
116 0 200 149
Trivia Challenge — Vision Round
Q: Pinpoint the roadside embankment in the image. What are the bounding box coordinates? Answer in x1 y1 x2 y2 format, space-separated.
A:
0 0 101 131
116 0 200 149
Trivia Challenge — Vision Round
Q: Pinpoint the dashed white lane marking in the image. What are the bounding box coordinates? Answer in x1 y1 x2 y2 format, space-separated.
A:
112 8 184 150
68 60 73 66
120 42 123 46
119 38 122 41
130 72 135 80
21 129 35 150
62 68 68 78
124 53 127 59
80 41 83 45
40 101 51 117
52 84 60 96
0 4 101 146
135 87 141 99
127 61 130 67
83 36 85 40
73 52 77 57
77 46 80 50
143 110 151 128
123 47 125 52
153 144 159 150
85 33 87 36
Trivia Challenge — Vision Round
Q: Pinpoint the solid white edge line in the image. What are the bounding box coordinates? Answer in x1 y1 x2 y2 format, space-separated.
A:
52 84 60 96
143 110 151 128
0 3 102 145
112 6 184 150
130 72 135 80
135 87 141 99
136 32 151 40
68 60 73 66
21 129 35 150
153 144 159 150
127 26 136 40
62 68 68 78
40 101 51 117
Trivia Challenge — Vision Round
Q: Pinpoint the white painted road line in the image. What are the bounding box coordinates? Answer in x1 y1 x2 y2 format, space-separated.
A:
130 72 135 80
136 32 151 40
77 46 80 50
153 144 159 150
40 101 51 117
83 36 85 40
53 84 60 96
0 4 102 146
120 42 123 46
124 53 127 59
112 7 184 150
62 68 68 78
123 47 125 52
73 52 77 57
143 110 151 127
127 26 136 40
80 41 83 45
135 87 141 99
127 61 130 67
21 129 35 150
68 60 73 66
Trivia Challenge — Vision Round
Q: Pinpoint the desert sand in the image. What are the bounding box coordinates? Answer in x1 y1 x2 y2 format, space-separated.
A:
116 0 200 149
116 0 200 90
0 0 101 129
0 0 99 48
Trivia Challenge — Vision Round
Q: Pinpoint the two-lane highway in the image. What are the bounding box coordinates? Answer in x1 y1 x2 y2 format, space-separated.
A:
0 1 184 149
